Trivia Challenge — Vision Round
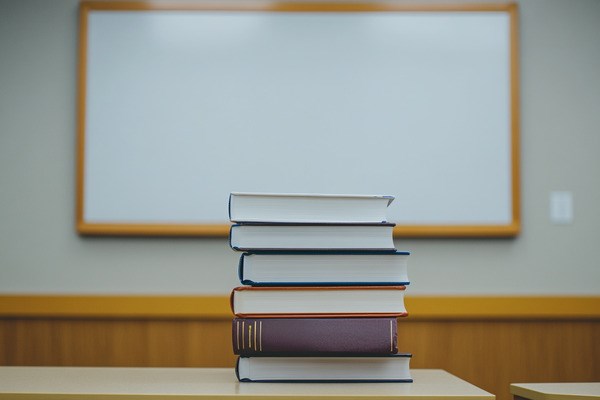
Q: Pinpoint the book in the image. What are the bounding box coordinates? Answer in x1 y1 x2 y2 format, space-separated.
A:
235 354 412 382
238 251 409 286
229 223 396 251
229 192 394 223
232 317 398 356
230 286 407 318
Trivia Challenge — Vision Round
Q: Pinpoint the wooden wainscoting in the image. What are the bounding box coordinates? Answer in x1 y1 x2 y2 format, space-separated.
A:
400 320 600 400
1 296 599 400
0 318 236 367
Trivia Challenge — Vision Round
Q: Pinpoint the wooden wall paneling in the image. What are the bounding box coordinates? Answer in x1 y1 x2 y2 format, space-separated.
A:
0 319 236 368
397 320 600 400
2 318 599 400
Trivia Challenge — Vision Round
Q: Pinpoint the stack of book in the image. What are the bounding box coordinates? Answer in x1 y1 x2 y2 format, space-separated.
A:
228 192 412 383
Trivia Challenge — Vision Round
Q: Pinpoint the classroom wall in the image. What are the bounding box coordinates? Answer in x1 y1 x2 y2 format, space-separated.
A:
1 0 599 296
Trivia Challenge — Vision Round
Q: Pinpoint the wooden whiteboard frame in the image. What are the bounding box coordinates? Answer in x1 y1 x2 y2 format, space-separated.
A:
76 1 520 238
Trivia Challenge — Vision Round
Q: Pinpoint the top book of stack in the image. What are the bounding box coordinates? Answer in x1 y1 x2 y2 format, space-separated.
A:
229 192 395 224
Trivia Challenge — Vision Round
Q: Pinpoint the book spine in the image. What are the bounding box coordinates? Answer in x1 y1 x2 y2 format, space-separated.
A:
245 281 409 287
232 317 398 356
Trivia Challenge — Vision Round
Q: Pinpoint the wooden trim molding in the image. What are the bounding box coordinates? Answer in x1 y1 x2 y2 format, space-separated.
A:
0 296 230 319
406 296 600 320
0 296 598 320
76 223 521 238
76 223 230 237
80 1 517 13
393 223 520 238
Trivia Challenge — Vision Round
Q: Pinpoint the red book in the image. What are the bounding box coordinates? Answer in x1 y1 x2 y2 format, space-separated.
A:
233 317 398 356
230 286 407 318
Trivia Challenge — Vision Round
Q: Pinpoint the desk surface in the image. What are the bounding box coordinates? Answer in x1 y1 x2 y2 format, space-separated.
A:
0 367 493 400
511 383 600 400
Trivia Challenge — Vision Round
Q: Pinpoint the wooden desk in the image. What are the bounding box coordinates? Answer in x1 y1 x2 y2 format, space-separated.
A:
0 368 493 400
511 383 600 400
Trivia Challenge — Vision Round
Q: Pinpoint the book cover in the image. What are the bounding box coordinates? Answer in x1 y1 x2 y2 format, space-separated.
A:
229 223 396 251
230 286 408 318
238 250 409 286
229 192 394 224
233 317 398 356
235 354 412 383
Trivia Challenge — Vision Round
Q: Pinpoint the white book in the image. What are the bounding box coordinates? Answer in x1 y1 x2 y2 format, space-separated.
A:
229 192 394 223
230 286 407 317
236 355 412 382
239 251 409 286
229 223 396 251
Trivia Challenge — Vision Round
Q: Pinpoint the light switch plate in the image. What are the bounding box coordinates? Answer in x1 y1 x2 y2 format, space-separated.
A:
550 191 573 224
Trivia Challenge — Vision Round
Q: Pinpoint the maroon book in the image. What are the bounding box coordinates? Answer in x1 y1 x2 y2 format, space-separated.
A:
232 317 398 356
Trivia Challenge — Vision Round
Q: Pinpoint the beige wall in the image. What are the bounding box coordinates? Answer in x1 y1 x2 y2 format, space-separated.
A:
1 0 599 295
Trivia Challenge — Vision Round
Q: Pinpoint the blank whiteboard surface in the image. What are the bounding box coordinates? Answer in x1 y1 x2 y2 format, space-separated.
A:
82 8 515 230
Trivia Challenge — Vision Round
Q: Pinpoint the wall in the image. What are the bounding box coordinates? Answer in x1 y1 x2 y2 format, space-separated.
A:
1 2 599 400
0 0 599 296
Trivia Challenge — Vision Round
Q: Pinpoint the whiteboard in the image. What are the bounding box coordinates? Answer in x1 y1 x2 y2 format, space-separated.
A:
77 3 520 237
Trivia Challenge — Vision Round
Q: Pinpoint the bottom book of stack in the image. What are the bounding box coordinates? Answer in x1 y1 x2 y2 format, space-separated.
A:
236 354 412 382
232 316 412 382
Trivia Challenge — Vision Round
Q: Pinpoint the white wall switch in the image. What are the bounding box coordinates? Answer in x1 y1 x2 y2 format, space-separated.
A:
550 191 573 224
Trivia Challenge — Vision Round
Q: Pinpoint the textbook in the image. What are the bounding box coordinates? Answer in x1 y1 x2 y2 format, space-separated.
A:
229 192 394 223
235 354 412 382
238 251 409 286
233 317 398 356
230 286 407 318
226 191 413 385
229 223 396 251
